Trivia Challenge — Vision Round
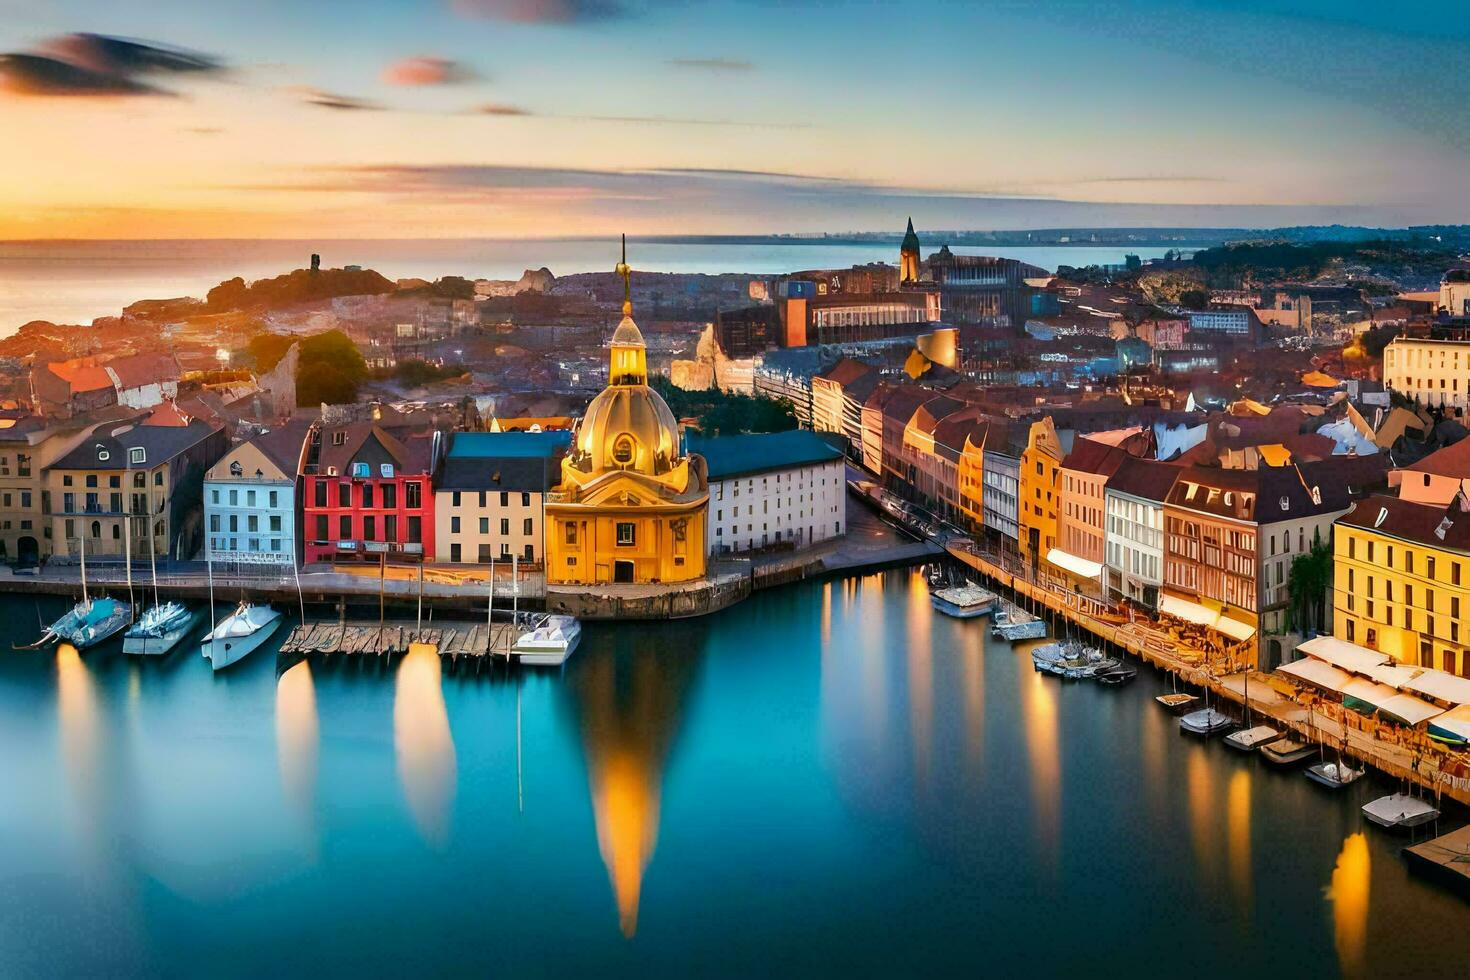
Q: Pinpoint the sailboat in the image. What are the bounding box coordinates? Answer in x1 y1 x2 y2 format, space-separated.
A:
1305 736 1365 790
1179 656 1234 736
199 534 281 671
1223 655 1282 750
17 531 130 650
123 514 200 655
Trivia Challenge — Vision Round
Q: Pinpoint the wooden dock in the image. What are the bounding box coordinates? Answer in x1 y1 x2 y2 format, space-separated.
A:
1405 825 1470 898
278 621 518 659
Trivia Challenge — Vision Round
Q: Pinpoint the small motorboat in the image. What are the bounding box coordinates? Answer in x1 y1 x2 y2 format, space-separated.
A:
1179 707 1234 736
930 583 997 619
1156 692 1198 714
1260 738 1316 767
202 602 283 671
1361 793 1440 830
1031 643 1067 676
1223 725 1284 753
1306 760 1366 790
514 615 582 667
993 606 1047 642
123 602 201 656
1095 665 1137 686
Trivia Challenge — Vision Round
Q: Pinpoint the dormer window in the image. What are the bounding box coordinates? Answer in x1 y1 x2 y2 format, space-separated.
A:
351 462 370 478
1374 507 1389 528
380 463 395 479
97 449 110 462
332 432 346 446
130 448 146 465
1279 496 1290 511
326 466 338 476
229 460 243 477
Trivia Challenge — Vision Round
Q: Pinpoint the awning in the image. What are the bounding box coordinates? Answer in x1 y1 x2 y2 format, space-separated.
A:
1045 547 1103 580
1428 704 1470 742
1295 636 1390 675
1365 662 1424 689
1277 657 1353 694
1404 669 1470 707
1341 677 1399 707
1377 692 1444 727
1159 594 1219 627
1214 616 1257 641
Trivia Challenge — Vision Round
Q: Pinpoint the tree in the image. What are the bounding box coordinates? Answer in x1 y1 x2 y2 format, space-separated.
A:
1286 534 1332 636
249 328 367 406
649 376 797 435
1178 288 1210 311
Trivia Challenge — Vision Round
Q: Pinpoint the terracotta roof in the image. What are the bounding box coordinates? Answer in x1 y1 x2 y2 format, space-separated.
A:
816 357 875 387
1061 437 1130 478
105 353 179 389
45 358 113 394
1106 457 1182 503
1403 436 1470 478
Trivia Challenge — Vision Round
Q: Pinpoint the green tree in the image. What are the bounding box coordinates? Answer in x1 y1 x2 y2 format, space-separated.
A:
249 328 367 406
1286 534 1332 635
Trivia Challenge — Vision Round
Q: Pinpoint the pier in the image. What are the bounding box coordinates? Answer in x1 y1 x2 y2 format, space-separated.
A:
1405 825 1470 897
278 620 520 662
946 539 1470 808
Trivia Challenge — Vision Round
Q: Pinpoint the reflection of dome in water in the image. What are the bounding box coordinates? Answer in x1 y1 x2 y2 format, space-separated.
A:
572 315 683 476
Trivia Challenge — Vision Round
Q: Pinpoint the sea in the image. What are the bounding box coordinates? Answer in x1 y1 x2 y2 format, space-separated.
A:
0 239 1183 337
0 571 1464 977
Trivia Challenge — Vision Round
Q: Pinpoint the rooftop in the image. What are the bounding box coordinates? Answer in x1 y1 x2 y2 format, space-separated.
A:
448 430 573 460
686 429 843 481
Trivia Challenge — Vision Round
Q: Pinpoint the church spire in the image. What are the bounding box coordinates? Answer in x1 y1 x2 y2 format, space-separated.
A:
615 233 632 317
900 217 921 283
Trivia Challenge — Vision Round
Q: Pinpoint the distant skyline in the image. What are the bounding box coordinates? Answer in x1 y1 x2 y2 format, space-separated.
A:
2 0 1467 238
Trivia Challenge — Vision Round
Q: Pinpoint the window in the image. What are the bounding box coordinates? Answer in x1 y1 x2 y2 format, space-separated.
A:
523 518 533 536
339 515 352 539
382 484 397 508
452 491 461 507
270 516 281 532
478 543 494 563
134 472 145 488
500 518 509 536
269 491 278 509
616 522 636 547
210 514 221 532
363 516 375 541
451 543 462 563
314 481 327 507
229 489 239 506
405 483 422 509
332 431 346 446
362 484 374 508
500 491 509 508
247 515 258 533
479 517 489 534
407 516 422 544
338 483 351 507
521 492 531 508
380 463 395 479
451 516 461 533
351 462 370 478
565 523 577 545
229 459 242 476
612 435 635 465
316 516 328 541
385 515 397 541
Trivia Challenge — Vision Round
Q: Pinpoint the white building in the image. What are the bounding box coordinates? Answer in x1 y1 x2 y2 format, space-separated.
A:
1383 336 1470 412
1103 458 1179 608
203 425 307 566
982 448 1020 542
687 431 846 555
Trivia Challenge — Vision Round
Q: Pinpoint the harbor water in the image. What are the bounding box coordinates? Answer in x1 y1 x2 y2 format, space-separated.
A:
0 572 1464 977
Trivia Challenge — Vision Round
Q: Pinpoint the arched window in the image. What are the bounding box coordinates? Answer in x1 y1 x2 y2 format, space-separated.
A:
612 434 635 466
90 521 101 539
112 524 121 540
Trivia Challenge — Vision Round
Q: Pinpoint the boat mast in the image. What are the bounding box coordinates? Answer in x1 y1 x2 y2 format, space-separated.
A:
124 487 134 619
206 529 215 633
508 553 518 657
486 556 494 655
149 509 160 609
79 531 88 605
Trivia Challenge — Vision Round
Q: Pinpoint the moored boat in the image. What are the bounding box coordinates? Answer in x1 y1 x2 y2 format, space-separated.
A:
1361 793 1440 830
46 596 132 651
930 583 997 619
992 605 1047 641
1223 725 1284 752
123 602 201 656
202 602 282 671
1155 692 1198 713
1260 737 1316 766
1031 642 1067 676
1179 707 1234 736
514 615 582 667
1096 664 1137 686
1306 760 1365 790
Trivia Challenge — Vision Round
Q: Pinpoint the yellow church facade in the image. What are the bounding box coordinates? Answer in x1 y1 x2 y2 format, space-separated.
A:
545 242 709 586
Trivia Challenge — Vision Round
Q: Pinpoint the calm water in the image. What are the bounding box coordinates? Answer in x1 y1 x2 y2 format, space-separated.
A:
1 573 1463 978
0 239 1180 335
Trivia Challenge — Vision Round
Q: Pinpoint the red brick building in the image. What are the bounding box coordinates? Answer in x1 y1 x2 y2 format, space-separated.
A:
300 421 440 564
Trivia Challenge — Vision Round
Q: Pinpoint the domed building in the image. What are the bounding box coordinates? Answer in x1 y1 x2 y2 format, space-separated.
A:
545 242 709 585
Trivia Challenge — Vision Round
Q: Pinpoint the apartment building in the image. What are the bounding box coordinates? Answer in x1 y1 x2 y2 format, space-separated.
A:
434 430 570 565
1382 336 1470 413
691 430 845 555
204 423 309 566
1103 457 1180 608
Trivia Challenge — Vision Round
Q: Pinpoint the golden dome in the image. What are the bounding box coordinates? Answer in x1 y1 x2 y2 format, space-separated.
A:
573 383 681 476
610 315 644 349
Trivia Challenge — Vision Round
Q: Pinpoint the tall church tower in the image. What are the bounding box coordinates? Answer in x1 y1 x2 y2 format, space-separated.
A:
900 217 921 283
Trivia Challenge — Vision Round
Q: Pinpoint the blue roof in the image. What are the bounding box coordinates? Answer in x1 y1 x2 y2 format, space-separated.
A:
448 430 572 459
686 429 844 481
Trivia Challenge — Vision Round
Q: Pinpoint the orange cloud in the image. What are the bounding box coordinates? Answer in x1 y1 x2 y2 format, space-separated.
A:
382 56 478 86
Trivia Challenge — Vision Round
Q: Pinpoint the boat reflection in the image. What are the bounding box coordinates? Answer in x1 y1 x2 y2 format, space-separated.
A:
567 628 700 938
1327 832 1370 980
276 659 319 845
1019 660 1060 867
905 572 933 793
394 642 457 849
55 642 102 848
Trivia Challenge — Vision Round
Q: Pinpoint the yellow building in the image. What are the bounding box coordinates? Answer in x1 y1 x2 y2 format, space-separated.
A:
1334 493 1470 676
545 242 709 586
957 428 989 532
1018 418 1063 570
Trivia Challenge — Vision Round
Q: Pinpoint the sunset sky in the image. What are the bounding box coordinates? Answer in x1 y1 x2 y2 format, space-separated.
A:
2 0 1466 239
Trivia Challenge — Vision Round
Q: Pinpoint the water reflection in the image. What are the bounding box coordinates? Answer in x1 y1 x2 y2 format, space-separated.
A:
55 643 101 850
1226 769 1251 912
1185 745 1216 883
905 572 933 794
276 659 319 845
568 630 699 938
1019 661 1060 866
394 642 457 849
1327 832 1370 980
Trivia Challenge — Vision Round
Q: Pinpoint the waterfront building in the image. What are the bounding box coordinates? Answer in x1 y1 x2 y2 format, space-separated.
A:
1103 457 1180 608
777 273 941 348
1333 493 1470 676
1382 336 1470 413
687 430 845 555
46 413 226 561
923 244 1045 327
1018 418 1065 571
876 386 937 490
545 245 709 586
300 420 440 564
1056 438 1132 591
899 394 965 514
981 426 1024 545
926 407 989 524
1161 461 1359 657
433 430 571 565
204 423 309 566
956 423 995 532
811 358 879 458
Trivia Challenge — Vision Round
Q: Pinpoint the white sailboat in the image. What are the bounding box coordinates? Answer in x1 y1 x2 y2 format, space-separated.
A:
123 516 199 655
202 601 283 671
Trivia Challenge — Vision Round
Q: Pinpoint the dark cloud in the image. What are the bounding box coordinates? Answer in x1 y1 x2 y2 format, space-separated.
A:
383 56 479 86
0 33 221 97
451 0 627 23
472 102 532 115
667 58 753 72
288 86 381 111
461 104 808 129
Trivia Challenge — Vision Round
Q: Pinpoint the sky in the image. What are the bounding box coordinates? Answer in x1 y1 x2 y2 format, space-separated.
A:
1 0 1467 239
